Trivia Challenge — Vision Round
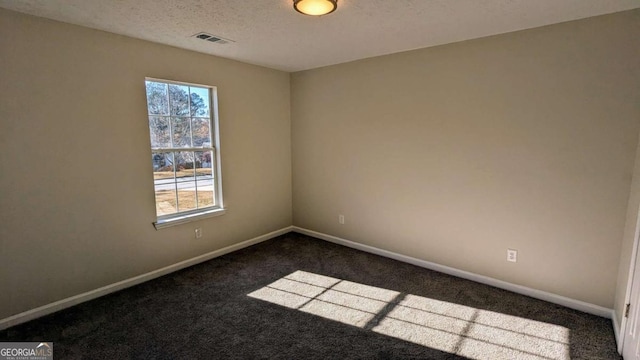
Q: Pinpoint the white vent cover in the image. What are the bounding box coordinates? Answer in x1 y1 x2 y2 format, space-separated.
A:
192 32 234 45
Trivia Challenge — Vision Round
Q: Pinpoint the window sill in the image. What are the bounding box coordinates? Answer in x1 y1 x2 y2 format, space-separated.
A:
153 208 226 230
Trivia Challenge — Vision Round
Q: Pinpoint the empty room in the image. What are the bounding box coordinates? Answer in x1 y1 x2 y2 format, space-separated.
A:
1 1 640 359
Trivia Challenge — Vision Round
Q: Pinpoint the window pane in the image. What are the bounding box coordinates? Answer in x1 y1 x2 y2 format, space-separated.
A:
169 84 190 116
149 117 171 148
197 189 214 208
152 152 174 176
175 151 195 211
195 151 213 175
155 188 177 216
153 152 177 216
172 117 192 147
177 182 197 212
192 118 211 147
174 151 195 177
146 81 168 115
196 151 215 207
190 87 210 117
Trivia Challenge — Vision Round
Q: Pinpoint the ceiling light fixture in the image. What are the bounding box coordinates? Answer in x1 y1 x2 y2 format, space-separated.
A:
293 0 338 16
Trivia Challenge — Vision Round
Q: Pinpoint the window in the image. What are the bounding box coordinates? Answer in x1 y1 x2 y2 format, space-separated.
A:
145 78 224 229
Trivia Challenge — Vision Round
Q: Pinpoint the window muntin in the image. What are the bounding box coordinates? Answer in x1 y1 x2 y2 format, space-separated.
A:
145 79 222 223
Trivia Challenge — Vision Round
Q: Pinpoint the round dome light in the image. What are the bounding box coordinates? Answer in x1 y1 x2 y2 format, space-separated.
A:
294 0 338 16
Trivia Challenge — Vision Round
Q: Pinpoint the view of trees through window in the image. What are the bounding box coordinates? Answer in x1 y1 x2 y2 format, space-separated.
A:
145 80 217 217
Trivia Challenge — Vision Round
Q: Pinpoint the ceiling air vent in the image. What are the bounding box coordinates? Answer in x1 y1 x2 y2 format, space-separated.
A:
192 32 234 45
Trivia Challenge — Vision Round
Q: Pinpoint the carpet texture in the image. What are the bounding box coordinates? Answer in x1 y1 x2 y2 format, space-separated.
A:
0 232 620 359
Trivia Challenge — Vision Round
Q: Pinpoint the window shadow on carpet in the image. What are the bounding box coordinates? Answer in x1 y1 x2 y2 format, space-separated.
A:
249 270 570 360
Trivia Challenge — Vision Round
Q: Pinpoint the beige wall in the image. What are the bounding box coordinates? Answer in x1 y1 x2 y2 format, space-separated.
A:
292 10 640 308
0 9 292 319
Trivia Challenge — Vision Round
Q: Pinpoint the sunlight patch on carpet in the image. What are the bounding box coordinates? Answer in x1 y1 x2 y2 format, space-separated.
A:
248 270 570 360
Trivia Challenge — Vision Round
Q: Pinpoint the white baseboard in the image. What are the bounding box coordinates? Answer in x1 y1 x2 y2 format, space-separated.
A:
613 311 622 353
0 226 293 331
293 226 613 318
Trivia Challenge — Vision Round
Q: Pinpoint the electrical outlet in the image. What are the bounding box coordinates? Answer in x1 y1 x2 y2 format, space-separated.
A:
338 215 345 224
195 228 202 239
507 249 517 263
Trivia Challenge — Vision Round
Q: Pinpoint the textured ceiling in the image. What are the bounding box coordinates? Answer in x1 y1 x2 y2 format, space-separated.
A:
1 0 639 72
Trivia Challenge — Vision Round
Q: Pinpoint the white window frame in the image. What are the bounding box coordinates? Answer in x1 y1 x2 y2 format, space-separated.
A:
145 77 225 229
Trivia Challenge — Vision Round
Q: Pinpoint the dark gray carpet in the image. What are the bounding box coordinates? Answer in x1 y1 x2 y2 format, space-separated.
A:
0 232 620 359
